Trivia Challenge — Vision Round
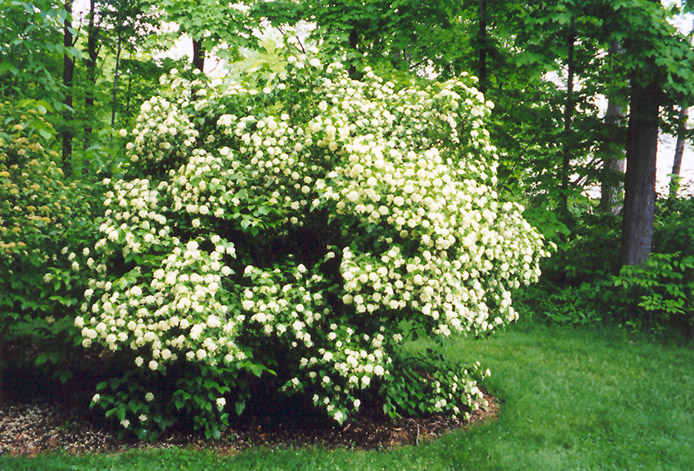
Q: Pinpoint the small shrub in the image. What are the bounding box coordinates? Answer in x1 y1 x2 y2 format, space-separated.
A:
614 252 694 336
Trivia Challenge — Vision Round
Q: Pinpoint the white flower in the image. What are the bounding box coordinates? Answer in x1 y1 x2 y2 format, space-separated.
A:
145 392 154 402
216 397 226 408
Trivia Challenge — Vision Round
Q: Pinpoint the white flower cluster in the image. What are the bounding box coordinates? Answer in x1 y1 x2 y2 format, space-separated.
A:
81 176 241 369
96 178 170 258
78 52 547 427
126 95 198 169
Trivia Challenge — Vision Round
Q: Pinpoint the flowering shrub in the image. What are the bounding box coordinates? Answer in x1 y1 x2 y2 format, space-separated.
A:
77 55 548 438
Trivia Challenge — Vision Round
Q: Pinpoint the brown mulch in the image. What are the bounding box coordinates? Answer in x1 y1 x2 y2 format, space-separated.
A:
0 392 498 457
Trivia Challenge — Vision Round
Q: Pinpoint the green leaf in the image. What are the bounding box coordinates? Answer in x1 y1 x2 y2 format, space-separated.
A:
249 363 264 377
58 369 73 383
174 397 186 410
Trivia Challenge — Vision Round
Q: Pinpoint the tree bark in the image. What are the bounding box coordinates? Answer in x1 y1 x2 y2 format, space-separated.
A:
620 77 662 266
669 105 688 197
560 16 575 214
125 50 133 117
61 0 75 176
348 28 359 78
600 99 626 213
84 0 99 149
478 0 487 94
110 34 123 128
600 42 626 213
192 38 205 72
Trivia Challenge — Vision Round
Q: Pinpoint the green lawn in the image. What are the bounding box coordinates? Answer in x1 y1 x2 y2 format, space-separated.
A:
3 324 694 471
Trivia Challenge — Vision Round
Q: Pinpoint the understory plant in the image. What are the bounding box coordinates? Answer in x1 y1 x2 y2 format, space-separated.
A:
611 195 694 335
76 50 548 439
614 252 694 335
518 194 694 336
0 100 99 390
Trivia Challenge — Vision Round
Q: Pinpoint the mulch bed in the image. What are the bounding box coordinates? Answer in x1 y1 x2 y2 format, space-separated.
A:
0 382 498 457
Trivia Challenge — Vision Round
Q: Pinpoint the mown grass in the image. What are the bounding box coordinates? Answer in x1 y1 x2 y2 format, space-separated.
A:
3 324 694 471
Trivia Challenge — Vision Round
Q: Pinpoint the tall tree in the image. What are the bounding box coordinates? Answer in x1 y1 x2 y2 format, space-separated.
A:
98 0 156 128
83 0 101 148
61 0 76 173
599 98 626 213
669 105 688 196
478 0 488 94
620 75 662 266
192 38 205 72
599 42 626 214
617 0 694 266
253 0 467 75
0 0 70 108
560 15 576 214
146 0 258 72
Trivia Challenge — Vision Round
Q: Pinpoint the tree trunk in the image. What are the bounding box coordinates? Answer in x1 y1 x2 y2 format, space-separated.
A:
669 105 687 197
599 101 626 213
61 0 75 176
600 42 626 214
478 0 487 94
110 34 123 128
84 0 99 150
192 38 205 72
620 77 661 266
348 28 359 78
125 50 134 117
560 16 575 214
